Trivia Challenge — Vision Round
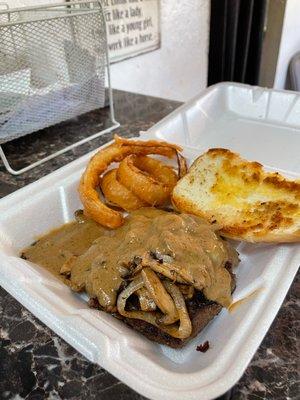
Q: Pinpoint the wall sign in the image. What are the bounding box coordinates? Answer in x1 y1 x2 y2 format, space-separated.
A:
101 0 160 62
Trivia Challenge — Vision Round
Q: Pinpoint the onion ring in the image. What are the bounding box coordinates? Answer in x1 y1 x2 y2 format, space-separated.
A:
115 135 187 178
114 135 182 152
141 268 178 325
101 169 147 211
117 155 177 206
79 135 184 228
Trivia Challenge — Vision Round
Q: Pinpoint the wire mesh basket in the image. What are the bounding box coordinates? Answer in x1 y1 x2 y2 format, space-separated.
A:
0 1 119 174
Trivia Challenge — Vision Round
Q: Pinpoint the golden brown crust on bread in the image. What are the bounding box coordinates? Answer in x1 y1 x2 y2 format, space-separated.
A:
172 148 300 243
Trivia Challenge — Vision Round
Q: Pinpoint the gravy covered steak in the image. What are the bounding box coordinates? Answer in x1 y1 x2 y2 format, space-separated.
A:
21 208 239 348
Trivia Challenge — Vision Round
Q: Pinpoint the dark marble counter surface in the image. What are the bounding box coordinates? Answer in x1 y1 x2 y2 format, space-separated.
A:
0 90 299 400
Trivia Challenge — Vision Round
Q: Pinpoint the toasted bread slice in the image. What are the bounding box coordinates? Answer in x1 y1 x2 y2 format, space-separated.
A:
172 149 300 243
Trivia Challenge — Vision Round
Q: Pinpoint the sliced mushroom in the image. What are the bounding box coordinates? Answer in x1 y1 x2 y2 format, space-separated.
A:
141 255 187 284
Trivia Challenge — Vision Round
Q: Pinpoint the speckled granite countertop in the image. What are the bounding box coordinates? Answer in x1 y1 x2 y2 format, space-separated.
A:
0 90 299 400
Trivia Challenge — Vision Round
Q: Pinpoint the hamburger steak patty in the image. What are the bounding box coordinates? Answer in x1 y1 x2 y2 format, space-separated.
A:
124 292 223 348
123 266 236 348
89 271 236 349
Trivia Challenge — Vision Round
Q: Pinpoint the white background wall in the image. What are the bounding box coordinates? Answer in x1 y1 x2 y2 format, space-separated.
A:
274 0 300 89
110 0 210 101
4 0 210 102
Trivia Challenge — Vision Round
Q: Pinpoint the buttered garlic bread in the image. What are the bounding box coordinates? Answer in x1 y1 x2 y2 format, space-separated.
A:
172 149 300 242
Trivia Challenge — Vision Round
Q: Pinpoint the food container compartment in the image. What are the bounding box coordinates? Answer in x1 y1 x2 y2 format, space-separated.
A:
0 82 299 400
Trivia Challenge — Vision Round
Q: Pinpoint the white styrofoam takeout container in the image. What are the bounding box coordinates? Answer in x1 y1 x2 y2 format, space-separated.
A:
0 82 299 400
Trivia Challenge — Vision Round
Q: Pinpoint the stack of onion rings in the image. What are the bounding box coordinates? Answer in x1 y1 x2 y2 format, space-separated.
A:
78 135 187 228
101 168 147 211
116 155 178 206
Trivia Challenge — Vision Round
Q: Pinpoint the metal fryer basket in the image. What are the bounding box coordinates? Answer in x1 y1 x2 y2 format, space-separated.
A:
0 1 119 174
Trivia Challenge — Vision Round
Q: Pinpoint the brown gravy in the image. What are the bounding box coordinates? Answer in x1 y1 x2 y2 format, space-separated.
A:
21 214 107 285
21 208 238 310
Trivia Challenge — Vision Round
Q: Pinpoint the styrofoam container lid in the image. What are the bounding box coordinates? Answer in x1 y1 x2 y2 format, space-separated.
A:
0 83 299 400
